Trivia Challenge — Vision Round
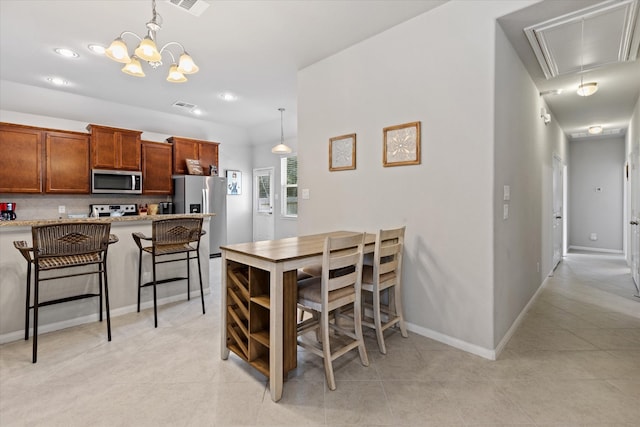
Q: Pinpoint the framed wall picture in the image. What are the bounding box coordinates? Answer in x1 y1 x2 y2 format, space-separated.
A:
329 133 356 171
226 170 242 195
383 121 421 167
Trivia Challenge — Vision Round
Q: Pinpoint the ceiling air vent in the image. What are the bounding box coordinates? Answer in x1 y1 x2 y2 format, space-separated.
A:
167 0 210 17
172 101 197 111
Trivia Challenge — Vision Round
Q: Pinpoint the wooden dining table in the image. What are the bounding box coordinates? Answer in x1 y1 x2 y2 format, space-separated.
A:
220 230 375 402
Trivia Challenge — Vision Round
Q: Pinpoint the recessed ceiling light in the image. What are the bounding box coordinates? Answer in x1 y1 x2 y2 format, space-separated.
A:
218 92 238 102
88 44 106 55
54 48 79 58
588 125 603 135
192 108 203 116
47 77 68 86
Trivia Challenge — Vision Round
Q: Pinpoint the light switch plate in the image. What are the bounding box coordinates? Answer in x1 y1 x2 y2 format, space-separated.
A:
58 205 66 214
302 189 310 200
503 185 510 201
503 204 509 220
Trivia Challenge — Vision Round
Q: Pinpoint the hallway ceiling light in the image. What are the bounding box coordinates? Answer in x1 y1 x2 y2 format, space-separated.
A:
588 125 603 135
577 82 598 97
104 0 198 83
272 108 292 155
576 18 598 97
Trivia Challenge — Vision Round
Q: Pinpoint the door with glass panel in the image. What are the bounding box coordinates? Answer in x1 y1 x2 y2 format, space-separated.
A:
253 167 275 242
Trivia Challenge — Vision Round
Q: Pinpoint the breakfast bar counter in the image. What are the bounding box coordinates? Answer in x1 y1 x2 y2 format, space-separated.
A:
0 214 213 342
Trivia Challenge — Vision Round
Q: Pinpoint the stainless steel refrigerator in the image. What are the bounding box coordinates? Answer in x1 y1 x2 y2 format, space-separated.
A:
173 175 227 256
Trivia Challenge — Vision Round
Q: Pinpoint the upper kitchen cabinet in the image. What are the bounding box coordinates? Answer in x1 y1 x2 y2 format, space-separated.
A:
168 136 219 175
141 140 173 195
45 131 90 194
87 124 142 171
0 123 43 193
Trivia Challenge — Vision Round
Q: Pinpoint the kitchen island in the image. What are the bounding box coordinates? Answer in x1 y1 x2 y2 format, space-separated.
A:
0 214 214 343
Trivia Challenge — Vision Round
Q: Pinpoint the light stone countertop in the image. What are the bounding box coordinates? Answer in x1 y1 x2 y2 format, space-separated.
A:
0 213 215 228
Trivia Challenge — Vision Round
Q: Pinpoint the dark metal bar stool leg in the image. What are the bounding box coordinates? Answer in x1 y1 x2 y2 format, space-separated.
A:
32 268 39 364
137 249 143 313
197 250 205 314
152 252 158 328
98 264 103 322
103 257 112 341
186 253 191 300
24 262 31 341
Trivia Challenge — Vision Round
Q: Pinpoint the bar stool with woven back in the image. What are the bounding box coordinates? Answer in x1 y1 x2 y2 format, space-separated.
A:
132 217 206 327
13 222 116 363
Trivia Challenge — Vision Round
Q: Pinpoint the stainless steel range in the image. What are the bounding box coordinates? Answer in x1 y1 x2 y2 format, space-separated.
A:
90 204 138 217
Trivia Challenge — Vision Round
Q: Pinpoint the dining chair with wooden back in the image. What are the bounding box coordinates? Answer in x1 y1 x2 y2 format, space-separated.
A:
296 232 369 390
361 226 408 354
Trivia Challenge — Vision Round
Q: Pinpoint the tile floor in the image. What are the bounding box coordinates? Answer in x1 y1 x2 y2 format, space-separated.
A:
1 252 639 426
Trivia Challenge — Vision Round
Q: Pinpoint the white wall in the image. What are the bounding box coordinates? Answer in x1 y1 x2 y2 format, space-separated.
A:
569 137 625 252
297 0 535 355
493 24 568 348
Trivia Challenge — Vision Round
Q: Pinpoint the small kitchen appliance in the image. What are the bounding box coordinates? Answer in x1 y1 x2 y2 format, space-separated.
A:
90 204 138 217
0 202 17 220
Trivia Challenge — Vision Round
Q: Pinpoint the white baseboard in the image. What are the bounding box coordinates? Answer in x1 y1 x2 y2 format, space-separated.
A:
405 322 497 360
493 276 548 359
568 245 623 254
0 289 209 345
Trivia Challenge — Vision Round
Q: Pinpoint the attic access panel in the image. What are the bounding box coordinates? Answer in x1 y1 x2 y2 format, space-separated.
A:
524 0 640 79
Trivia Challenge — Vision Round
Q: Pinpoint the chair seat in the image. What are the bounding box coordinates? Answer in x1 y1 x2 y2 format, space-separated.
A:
38 252 102 270
361 265 397 290
297 276 356 305
142 243 197 255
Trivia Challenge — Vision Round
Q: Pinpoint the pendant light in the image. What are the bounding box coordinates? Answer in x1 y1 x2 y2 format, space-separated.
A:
271 108 292 154
576 18 598 97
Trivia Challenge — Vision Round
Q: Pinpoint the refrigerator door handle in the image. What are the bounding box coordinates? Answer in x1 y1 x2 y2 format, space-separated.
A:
203 188 209 214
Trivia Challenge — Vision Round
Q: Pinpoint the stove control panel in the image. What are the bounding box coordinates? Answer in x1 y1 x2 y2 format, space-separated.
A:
90 204 138 217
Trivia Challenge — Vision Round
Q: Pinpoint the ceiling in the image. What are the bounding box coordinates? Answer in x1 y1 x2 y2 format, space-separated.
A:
1 0 638 143
499 0 640 140
0 0 446 142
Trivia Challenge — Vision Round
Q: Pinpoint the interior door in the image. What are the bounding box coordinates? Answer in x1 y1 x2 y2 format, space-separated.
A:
253 167 275 242
629 150 640 295
552 155 564 270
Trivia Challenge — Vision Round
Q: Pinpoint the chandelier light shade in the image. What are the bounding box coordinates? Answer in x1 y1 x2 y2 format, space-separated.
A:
105 0 198 83
577 82 598 96
272 108 292 154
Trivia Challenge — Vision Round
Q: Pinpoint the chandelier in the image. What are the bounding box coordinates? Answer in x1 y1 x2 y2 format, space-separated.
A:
105 0 199 83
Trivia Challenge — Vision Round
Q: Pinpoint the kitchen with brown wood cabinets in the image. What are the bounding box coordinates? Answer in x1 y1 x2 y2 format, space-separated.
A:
168 136 219 175
87 124 142 171
141 140 173 195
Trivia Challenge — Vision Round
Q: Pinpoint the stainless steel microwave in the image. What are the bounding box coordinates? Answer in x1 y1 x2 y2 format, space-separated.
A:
91 169 142 194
